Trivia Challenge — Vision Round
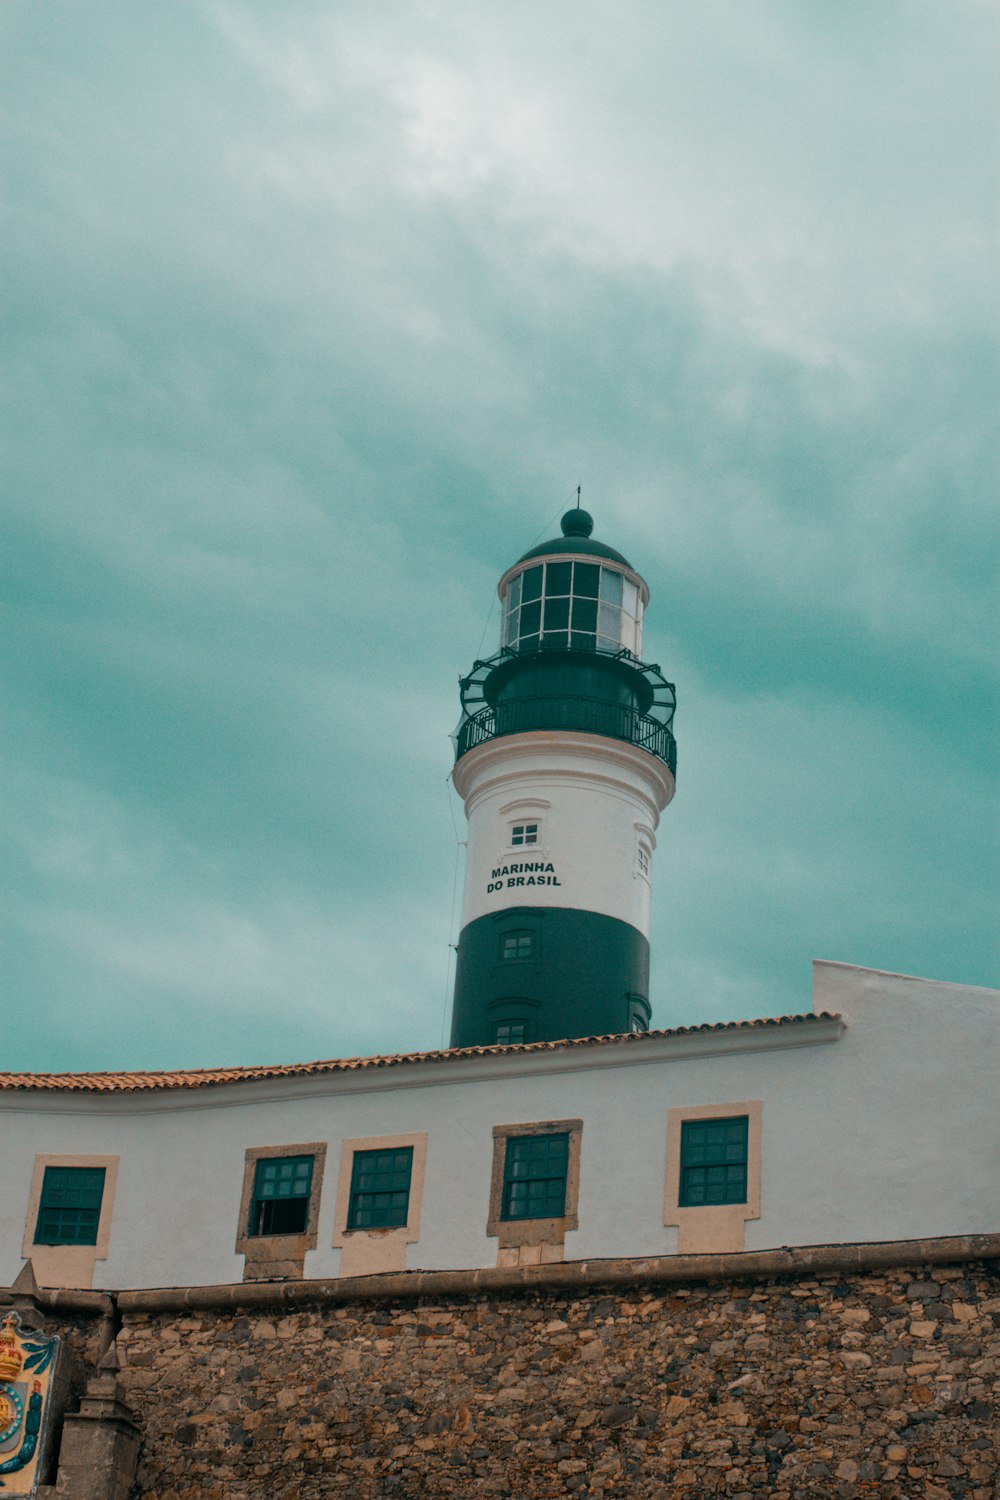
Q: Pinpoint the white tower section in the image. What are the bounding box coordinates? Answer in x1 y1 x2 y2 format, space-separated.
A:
454 733 674 935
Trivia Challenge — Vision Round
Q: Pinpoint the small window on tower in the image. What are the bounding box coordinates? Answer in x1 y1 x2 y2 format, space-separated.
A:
628 995 650 1034
501 931 534 962
510 822 539 847
637 845 650 878
495 1020 527 1045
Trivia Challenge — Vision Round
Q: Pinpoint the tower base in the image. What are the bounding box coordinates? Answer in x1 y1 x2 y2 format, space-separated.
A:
450 906 650 1049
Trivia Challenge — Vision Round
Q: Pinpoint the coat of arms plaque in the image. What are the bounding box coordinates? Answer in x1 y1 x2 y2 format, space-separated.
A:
0 1311 61 1496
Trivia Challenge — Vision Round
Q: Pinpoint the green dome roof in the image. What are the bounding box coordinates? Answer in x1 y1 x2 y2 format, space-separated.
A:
515 508 634 569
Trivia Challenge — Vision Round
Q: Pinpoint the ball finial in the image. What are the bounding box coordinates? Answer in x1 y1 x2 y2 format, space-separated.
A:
560 507 594 539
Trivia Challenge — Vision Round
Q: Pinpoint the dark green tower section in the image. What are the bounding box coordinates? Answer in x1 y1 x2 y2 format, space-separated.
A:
449 907 652 1048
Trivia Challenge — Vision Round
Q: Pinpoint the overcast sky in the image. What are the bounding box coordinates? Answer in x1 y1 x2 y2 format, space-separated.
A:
2 1 997 1074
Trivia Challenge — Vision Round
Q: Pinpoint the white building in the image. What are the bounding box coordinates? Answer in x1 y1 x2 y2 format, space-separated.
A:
2 962 997 1291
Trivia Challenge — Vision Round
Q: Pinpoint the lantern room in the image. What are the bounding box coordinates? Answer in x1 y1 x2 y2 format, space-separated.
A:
454 507 675 775
499 555 646 659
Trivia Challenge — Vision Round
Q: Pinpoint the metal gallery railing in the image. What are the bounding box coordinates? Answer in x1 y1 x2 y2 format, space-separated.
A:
455 697 677 774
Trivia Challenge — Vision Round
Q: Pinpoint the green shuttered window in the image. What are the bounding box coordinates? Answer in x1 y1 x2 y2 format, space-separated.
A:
501 1133 569 1221
347 1147 414 1230
679 1116 749 1206
249 1155 314 1236
35 1166 106 1246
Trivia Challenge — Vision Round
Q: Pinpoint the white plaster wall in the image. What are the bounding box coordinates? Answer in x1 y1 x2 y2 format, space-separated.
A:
453 733 675 932
0 964 997 1290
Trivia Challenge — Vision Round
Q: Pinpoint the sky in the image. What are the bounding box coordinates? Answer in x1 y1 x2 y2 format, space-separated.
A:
2 0 997 1074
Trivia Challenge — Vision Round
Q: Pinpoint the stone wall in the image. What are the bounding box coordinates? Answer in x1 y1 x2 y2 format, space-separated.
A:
107 1255 999 1500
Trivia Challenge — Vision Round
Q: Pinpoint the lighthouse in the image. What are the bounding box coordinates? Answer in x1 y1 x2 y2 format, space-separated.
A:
450 506 677 1048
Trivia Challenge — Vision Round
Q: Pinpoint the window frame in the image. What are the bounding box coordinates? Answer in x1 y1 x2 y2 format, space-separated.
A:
664 1102 762 1255
33 1164 107 1247
235 1142 326 1280
678 1116 749 1207
495 1020 527 1045
487 1119 583 1258
22 1154 120 1290
333 1133 428 1278
247 1153 315 1238
500 930 535 963
346 1145 414 1231
500 1132 570 1222
509 821 540 848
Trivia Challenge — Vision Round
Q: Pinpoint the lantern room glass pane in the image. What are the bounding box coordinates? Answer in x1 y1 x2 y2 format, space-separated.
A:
502 606 518 646
543 596 570 632
599 569 623 604
508 574 522 609
571 597 597 633
520 600 541 635
598 602 620 641
571 630 597 651
546 561 572 596
520 566 543 602
574 562 600 597
622 578 639 616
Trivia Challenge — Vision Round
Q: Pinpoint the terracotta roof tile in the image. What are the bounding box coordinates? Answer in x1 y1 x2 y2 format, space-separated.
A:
0 1012 840 1093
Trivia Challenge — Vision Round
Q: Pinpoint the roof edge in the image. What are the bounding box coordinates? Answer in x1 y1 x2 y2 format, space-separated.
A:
813 958 1000 993
0 1013 839 1095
